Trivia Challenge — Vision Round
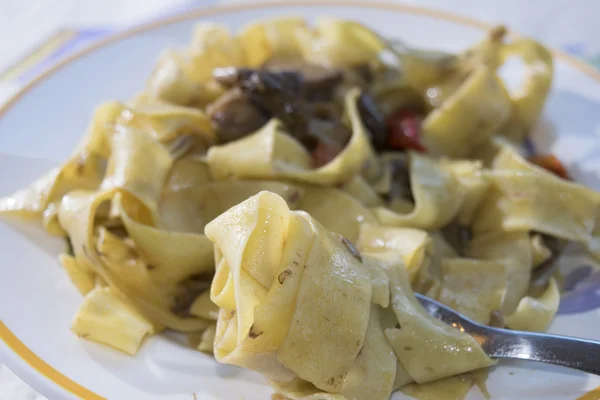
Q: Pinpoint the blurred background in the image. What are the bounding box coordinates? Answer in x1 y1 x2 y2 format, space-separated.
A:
0 0 599 398
1 0 600 106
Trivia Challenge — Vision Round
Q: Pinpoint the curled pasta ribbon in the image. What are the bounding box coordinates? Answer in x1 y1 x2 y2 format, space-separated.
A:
144 22 246 107
57 128 214 332
116 102 215 145
440 159 489 226
437 258 506 325
0 97 214 224
295 16 385 67
421 66 512 157
474 146 600 243
56 126 304 338
239 16 307 66
0 102 122 220
206 191 493 399
297 185 378 243
391 26 511 158
381 262 494 384
505 278 560 332
144 50 224 108
207 191 373 388
469 232 532 315
357 224 430 282
372 152 466 230
206 88 377 186
188 23 247 81
397 25 506 92
399 26 552 157
498 38 553 141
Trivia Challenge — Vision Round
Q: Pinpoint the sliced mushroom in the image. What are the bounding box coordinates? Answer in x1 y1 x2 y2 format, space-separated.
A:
263 58 343 102
213 67 310 144
206 88 270 143
213 67 303 98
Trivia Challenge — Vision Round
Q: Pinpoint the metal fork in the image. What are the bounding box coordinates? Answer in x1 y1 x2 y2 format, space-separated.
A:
414 293 600 375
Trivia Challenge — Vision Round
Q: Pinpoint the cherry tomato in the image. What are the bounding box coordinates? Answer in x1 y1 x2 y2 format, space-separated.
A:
528 154 570 180
386 110 426 152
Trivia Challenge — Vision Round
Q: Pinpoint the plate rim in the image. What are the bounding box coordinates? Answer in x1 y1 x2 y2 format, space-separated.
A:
1 1 599 399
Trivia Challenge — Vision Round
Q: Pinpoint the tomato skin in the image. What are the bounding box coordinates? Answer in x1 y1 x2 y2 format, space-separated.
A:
386 110 427 152
528 154 570 180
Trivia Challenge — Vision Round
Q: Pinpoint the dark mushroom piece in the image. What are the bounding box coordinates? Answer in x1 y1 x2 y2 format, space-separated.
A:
213 67 304 99
206 88 270 144
212 65 356 162
213 67 310 144
357 93 388 151
263 59 344 102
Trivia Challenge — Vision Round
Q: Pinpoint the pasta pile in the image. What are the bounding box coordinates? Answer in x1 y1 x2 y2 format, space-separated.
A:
2 16 599 400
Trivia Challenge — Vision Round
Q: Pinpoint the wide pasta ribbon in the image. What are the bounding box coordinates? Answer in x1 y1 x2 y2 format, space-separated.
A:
357 224 430 282
421 66 511 158
57 128 215 332
474 146 600 243
207 191 372 388
504 278 560 332
239 17 307 66
206 191 494 399
498 38 553 141
294 16 385 67
372 152 466 230
468 231 532 315
0 102 122 221
0 15 580 399
437 257 506 325
56 126 304 338
206 88 377 186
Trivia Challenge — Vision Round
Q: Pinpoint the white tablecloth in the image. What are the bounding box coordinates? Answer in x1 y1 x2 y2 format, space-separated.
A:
1 0 599 398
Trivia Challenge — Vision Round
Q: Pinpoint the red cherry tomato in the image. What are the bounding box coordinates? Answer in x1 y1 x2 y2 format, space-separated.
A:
528 154 570 180
386 110 426 152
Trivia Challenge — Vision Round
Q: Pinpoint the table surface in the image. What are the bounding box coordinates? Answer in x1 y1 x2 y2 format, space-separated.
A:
1 0 599 398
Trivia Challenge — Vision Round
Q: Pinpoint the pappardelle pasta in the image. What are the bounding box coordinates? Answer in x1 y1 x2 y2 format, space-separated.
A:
1 16 597 400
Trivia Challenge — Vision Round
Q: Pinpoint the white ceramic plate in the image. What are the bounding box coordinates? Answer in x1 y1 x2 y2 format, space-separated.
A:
1 2 600 399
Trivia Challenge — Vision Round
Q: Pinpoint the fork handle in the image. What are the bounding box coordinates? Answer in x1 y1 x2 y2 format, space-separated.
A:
483 328 600 375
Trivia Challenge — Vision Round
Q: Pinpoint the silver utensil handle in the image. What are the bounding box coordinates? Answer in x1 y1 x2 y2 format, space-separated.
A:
483 328 600 375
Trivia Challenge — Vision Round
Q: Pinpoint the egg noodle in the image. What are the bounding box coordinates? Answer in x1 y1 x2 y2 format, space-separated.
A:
2 16 598 400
